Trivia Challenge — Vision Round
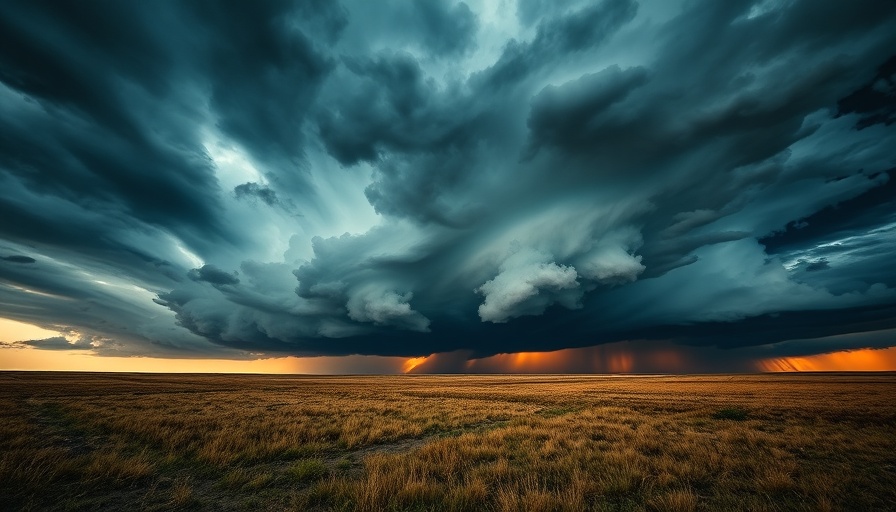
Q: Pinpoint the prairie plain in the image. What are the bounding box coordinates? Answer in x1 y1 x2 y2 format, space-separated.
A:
1 372 894 511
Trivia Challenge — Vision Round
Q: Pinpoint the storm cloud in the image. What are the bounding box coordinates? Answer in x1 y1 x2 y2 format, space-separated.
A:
1 0 895 370
2 255 35 264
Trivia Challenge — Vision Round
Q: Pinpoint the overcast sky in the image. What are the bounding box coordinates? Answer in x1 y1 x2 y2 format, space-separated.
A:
1 0 895 372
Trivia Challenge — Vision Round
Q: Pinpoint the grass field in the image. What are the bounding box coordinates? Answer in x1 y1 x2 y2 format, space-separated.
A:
1 372 894 511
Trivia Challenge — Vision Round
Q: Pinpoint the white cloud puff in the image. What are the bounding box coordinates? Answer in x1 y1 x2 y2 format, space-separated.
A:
477 248 580 323
347 289 431 332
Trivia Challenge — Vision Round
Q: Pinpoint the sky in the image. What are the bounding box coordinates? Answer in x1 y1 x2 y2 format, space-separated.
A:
1 0 895 373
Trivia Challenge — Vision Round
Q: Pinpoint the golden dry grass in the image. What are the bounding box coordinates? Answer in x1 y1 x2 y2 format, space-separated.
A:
0 372 894 511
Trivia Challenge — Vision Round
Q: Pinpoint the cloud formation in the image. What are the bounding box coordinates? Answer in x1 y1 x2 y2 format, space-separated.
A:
188 264 240 286
2 255 35 264
477 248 580 323
1 0 895 370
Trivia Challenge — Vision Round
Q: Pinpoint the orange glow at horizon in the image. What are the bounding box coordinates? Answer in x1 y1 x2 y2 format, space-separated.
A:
0 317 62 343
404 342 668 374
0 347 307 373
402 356 427 373
5 317 896 374
404 342 896 374
463 345 637 373
760 347 896 372
1 317 411 374
0 346 411 374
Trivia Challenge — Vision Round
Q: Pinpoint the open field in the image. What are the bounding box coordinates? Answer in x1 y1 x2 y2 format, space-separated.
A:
1 373 894 511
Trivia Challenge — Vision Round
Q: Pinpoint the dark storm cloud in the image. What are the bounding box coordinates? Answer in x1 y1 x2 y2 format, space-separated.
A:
193 0 337 170
2 255 35 264
515 0 582 27
475 0 638 91
803 259 830 272
0 0 343 356
0 244 214 356
233 181 297 214
0 1 222 236
837 55 896 129
234 182 280 207
760 170 896 254
316 51 443 166
406 1 477 56
526 65 649 155
12 336 92 351
336 1 477 58
188 265 240 286
2 0 896 369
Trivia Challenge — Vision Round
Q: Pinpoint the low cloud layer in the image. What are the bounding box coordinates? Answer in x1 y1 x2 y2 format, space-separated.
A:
1 0 895 370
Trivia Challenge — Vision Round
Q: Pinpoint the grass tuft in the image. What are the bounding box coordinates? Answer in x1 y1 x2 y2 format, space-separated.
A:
647 488 698 512
288 458 329 482
170 478 200 508
712 407 749 421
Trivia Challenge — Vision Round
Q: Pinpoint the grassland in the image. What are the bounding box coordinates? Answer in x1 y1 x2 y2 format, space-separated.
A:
1 372 894 511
